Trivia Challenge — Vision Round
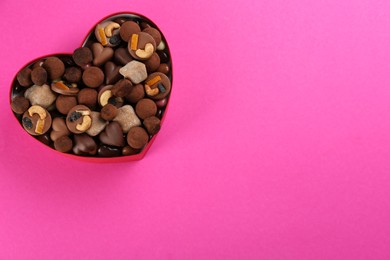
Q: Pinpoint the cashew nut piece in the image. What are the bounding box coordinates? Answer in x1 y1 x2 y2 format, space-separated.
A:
104 22 120 37
28 105 47 134
28 105 47 119
76 115 92 132
99 90 113 106
135 43 154 59
75 110 90 116
145 84 159 96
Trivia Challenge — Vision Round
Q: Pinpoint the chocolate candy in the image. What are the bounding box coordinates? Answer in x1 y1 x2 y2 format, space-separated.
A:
66 105 92 134
98 145 122 157
100 104 118 121
86 111 108 136
10 14 172 158
56 95 77 115
16 67 33 87
78 88 98 109
43 57 65 80
22 105 52 136
92 43 114 66
64 67 82 83
144 72 171 100
157 63 169 75
54 136 73 153
135 98 157 120
122 146 140 156
143 116 161 135
104 62 121 85
113 105 141 133
51 81 80 95
126 84 145 103
82 67 104 88
119 60 147 84
73 47 93 67
24 84 57 109
50 117 70 141
119 21 141 42
111 79 132 98
114 47 133 65
31 67 47 86
127 126 148 149
99 121 125 147
143 27 162 46
143 53 160 73
128 32 156 61
73 134 97 155
95 21 122 47
11 96 30 114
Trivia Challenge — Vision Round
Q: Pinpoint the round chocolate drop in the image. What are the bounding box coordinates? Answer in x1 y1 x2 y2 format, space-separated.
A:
127 126 149 149
119 21 141 42
77 88 98 109
135 98 157 119
16 68 33 87
64 67 82 83
73 47 93 67
126 84 145 103
56 95 77 115
11 96 30 114
54 136 73 153
31 67 47 86
143 27 162 46
43 57 65 80
82 67 104 88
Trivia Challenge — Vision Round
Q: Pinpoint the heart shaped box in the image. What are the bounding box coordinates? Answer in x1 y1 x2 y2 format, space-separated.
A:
9 12 173 162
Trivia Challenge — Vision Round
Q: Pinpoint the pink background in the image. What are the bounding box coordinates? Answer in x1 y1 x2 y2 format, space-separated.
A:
1 0 390 259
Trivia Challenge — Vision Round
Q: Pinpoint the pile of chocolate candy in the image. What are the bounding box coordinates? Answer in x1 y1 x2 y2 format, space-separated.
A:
10 14 172 157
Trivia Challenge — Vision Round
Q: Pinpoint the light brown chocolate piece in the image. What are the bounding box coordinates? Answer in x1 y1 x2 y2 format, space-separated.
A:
22 105 52 136
66 105 92 134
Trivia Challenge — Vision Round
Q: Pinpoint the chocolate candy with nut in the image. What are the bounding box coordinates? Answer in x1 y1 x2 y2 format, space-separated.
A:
10 13 172 158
